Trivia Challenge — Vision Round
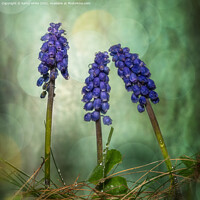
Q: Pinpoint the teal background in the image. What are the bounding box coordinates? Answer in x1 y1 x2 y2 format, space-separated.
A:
0 0 200 198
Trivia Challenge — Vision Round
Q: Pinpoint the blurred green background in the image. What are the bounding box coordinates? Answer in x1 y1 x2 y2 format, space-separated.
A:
0 0 200 198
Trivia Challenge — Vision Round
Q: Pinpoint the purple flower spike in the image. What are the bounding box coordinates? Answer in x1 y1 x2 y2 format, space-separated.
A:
37 22 69 98
82 52 112 125
109 44 159 113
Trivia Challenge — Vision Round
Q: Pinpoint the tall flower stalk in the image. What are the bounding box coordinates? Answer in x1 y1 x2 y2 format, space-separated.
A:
108 44 174 184
37 23 69 186
145 99 174 182
82 52 112 164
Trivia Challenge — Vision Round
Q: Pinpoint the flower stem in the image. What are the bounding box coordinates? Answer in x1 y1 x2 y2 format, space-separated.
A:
45 70 55 186
145 99 174 184
95 118 103 165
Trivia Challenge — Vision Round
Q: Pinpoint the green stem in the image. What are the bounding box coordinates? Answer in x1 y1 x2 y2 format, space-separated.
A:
95 117 103 165
45 70 55 186
145 99 174 184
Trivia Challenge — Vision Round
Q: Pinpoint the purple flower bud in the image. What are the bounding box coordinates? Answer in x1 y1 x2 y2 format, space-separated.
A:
123 47 130 53
37 77 44 86
116 60 125 69
99 72 106 81
151 97 159 104
41 53 48 62
57 62 65 71
119 54 125 61
100 82 107 91
43 74 49 82
50 22 56 27
139 96 147 105
56 51 63 62
125 58 132 67
47 58 55 66
92 63 98 68
129 73 137 83
133 58 141 65
137 104 145 113
112 55 118 62
149 91 158 100
141 86 149 96
103 116 112 125
38 51 44 60
141 66 150 76
48 40 54 46
85 77 91 85
105 76 109 83
131 93 139 103
123 67 131 78
138 75 148 84
59 36 67 46
130 53 138 60
118 68 124 78
147 79 156 90
93 77 100 87
106 84 111 92
86 81 94 92
61 69 69 80
41 33 50 41
41 42 48 52
101 102 110 113
92 88 101 98
125 85 133 92
100 92 109 102
38 64 49 75
82 86 87 95
55 41 62 51
91 111 100 121
55 23 62 29
48 46 56 57
132 85 140 96
123 78 131 86
82 92 93 102
84 113 92 121
124 52 132 58
62 57 68 67
84 102 93 111
93 98 102 110
94 68 100 77
131 65 140 74
103 66 110 74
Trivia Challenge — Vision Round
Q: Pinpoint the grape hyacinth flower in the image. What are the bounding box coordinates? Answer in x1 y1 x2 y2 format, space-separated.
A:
82 52 112 126
37 23 69 186
109 44 175 186
82 52 112 164
109 44 159 113
37 22 69 98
